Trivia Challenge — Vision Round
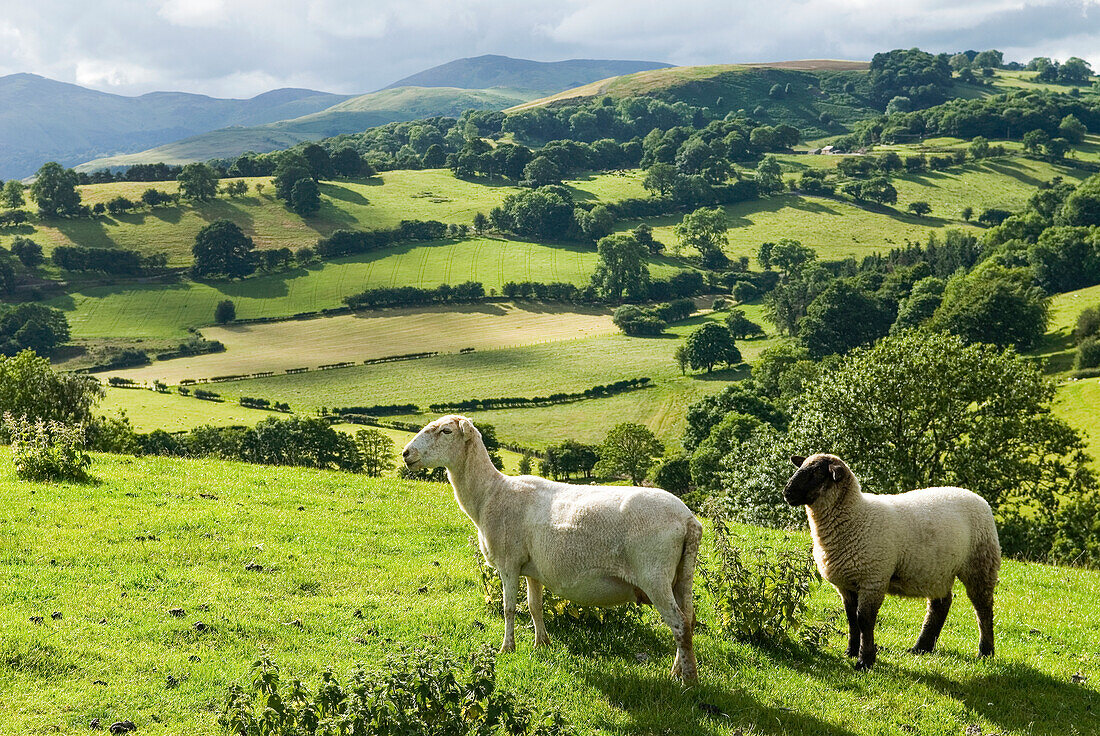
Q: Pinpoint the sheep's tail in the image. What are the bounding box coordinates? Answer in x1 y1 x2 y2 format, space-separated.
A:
674 515 703 629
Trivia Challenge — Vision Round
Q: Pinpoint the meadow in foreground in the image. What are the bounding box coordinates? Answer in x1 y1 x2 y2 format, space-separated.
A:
1 453 1097 735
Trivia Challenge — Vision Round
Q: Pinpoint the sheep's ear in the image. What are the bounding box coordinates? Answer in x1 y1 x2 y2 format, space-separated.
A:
828 461 846 482
790 455 806 468
458 417 477 441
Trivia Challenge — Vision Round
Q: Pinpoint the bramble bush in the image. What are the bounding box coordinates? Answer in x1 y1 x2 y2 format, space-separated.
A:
220 649 573 736
3 413 91 482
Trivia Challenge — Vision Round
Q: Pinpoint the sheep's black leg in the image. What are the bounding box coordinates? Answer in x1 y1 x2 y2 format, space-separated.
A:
965 585 995 658
910 592 952 654
855 589 885 671
840 588 860 658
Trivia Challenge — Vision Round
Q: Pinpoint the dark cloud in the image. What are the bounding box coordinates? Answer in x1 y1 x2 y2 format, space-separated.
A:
0 0 1095 97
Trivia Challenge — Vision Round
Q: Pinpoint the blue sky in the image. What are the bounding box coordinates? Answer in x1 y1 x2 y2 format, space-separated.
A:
0 0 1097 97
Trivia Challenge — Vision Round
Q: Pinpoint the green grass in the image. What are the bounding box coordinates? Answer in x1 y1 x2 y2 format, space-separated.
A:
47 239 682 341
107 303 619 384
138 305 777 450
0 169 648 266
1053 377 1100 464
1034 284 1100 376
1 451 1097 735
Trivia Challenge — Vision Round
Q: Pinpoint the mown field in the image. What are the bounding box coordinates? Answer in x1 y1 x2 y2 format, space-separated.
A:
1 452 1097 736
108 303 619 384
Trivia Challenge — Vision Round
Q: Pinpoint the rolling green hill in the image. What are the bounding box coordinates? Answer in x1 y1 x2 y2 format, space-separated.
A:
1 451 1097 735
0 73 351 178
76 87 538 170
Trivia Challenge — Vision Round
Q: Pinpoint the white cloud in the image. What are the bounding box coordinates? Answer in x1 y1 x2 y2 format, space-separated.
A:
0 0 1097 97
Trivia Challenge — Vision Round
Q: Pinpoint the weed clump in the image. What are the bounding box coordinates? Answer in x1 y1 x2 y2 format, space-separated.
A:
3 413 91 482
219 648 573 736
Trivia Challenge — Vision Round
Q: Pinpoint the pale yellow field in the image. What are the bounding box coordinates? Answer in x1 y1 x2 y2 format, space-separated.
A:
108 302 617 384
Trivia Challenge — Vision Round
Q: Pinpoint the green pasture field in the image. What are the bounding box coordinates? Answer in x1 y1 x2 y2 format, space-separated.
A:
619 193 978 264
135 305 776 449
1053 377 1100 464
1 452 1097 736
0 169 646 265
48 238 683 341
1034 283 1100 375
107 302 619 384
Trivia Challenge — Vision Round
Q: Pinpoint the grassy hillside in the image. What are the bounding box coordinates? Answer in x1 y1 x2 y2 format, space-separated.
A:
50 238 685 341
77 87 537 169
509 63 875 140
3 169 643 265
1 452 1097 735
385 55 672 93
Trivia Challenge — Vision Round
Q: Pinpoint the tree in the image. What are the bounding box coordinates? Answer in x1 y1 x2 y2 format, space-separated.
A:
356 428 396 477
518 454 533 474
214 299 236 324
0 303 71 357
176 162 219 201
674 344 690 375
290 177 321 217
590 234 650 301
929 263 1049 350
0 349 102 435
674 207 729 266
725 308 765 339
472 212 488 233
331 147 365 178
240 416 361 471
1 180 25 209
10 237 43 267
755 155 783 194
632 223 661 254
30 162 81 217
652 453 692 496
596 422 663 484
961 206 974 222
798 280 893 358
790 331 1096 559
1027 226 1100 293
273 152 314 201
684 322 741 373
1059 114 1088 144
192 219 256 279
907 201 932 216
301 143 334 180
643 162 679 198
522 156 561 187
613 305 665 335
973 50 1003 69
576 204 614 241
1058 174 1100 226
422 144 447 168
1022 129 1049 155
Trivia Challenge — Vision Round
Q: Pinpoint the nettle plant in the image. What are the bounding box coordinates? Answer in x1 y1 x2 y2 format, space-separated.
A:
2 412 91 482
700 513 817 642
219 649 573 736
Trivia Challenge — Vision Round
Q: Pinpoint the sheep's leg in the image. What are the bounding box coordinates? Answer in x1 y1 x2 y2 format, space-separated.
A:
839 588 860 658
500 572 520 653
910 593 952 654
965 583 995 658
648 586 697 684
526 577 550 647
854 589 885 671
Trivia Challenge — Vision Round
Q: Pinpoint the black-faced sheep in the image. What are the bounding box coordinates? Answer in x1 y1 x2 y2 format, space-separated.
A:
785 453 1000 670
403 415 703 682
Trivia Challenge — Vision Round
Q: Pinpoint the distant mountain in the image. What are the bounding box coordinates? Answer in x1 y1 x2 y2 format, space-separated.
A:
384 55 671 93
77 86 536 171
0 73 351 178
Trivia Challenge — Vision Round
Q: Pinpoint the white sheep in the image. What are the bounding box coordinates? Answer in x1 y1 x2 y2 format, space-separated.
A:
403 415 703 682
784 453 1000 670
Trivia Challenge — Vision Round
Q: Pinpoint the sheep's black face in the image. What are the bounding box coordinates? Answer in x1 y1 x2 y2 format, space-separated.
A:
783 455 836 506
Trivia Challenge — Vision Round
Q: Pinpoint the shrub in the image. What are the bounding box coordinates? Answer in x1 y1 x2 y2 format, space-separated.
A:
1076 306 1100 343
700 514 815 642
219 649 574 736
1077 337 1100 369
214 299 236 324
3 413 91 482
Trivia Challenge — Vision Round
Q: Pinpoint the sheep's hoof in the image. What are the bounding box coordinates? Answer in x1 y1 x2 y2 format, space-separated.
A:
533 635 551 648
499 641 516 654
854 659 874 671
978 645 994 658
908 645 933 655
846 645 860 658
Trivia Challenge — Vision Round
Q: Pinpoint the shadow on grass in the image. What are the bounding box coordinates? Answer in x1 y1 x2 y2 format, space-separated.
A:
904 656 1099 736
579 666 860 736
320 182 370 206
546 608 667 662
690 365 752 381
